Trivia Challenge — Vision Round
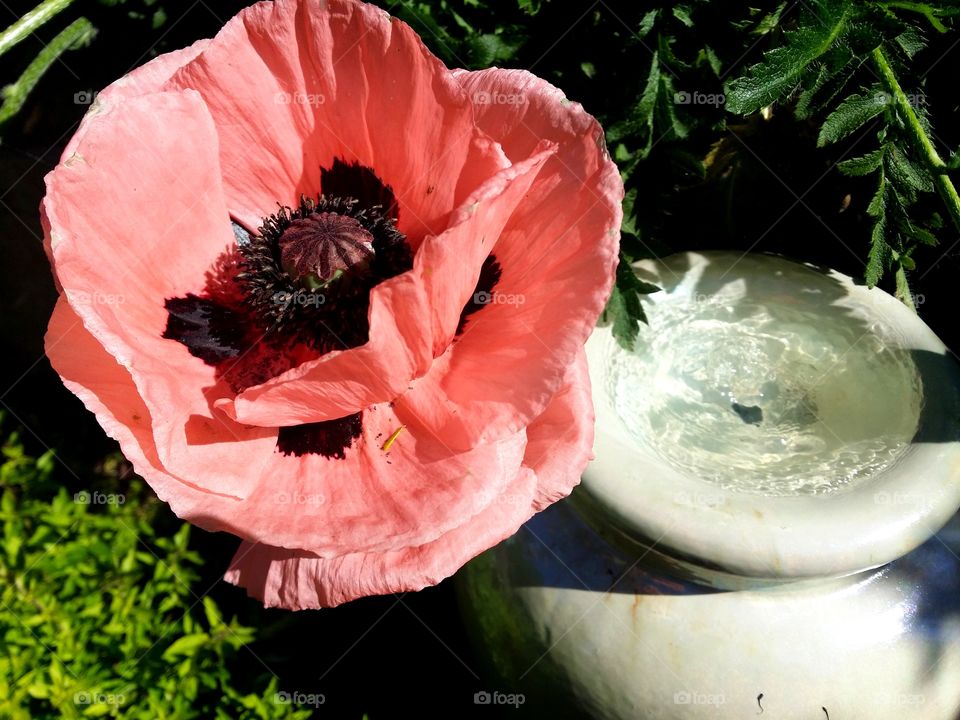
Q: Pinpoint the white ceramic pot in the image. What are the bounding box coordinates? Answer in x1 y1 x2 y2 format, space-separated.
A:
457 252 960 719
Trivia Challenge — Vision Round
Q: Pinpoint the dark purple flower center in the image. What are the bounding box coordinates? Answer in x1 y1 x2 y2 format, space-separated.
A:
233 194 409 353
279 212 375 288
162 158 503 460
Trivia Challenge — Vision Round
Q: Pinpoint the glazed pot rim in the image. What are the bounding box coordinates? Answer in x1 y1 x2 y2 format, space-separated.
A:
582 251 960 581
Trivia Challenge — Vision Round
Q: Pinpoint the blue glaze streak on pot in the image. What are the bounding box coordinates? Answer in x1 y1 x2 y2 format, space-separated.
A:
456 496 960 720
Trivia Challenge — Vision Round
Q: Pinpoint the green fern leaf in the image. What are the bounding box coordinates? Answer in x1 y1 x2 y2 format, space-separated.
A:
837 147 884 176
725 0 853 114
605 254 660 350
817 89 888 146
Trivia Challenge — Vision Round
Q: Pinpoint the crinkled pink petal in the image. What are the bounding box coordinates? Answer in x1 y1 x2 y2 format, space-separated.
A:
223 350 593 609
394 68 622 449
219 145 557 426
40 12 546 557
99 40 210 103
219 404 527 555
43 0 618 610
165 0 508 239
214 269 433 426
47 297 530 556
42 41 210 289
46 298 249 531
44 90 273 500
519 350 594 511
453 67 602 165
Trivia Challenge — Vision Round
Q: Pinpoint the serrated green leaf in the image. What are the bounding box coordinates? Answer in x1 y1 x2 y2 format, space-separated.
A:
895 27 926 57
464 33 520 67
753 2 787 35
517 0 541 15
911 226 938 246
837 147 884 176
794 48 860 119
608 51 660 153
725 0 853 115
867 175 887 216
656 75 689 142
866 218 890 286
605 285 639 350
702 45 722 76
672 6 693 27
886 145 935 192
895 264 915 310
817 90 888 146
637 9 658 39
604 254 659 350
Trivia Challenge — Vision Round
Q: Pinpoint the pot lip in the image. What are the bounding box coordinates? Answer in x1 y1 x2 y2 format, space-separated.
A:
582 250 960 581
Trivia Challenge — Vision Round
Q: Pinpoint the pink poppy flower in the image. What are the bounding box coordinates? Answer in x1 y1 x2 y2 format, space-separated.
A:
43 0 621 609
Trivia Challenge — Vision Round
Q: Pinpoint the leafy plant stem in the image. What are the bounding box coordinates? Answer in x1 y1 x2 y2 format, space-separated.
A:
0 17 94 126
875 2 949 32
871 45 960 235
0 0 75 59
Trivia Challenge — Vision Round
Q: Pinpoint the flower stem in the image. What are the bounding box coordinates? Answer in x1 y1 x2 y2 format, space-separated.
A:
0 17 95 126
871 46 960 236
0 0 75 58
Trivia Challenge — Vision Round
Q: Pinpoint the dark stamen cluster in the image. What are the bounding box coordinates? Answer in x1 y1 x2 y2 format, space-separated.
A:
236 195 412 353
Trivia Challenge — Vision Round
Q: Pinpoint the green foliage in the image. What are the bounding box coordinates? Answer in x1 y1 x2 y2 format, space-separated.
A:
0 0 167 127
0 425 309 720
726 0 854 116
601 252 660 350
4 0 960 340
598 3 723 345
600 187 663 348
723 0 959 305
816 89 888 146
392 1 526 68
0 17 96 126
388 0 960 340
